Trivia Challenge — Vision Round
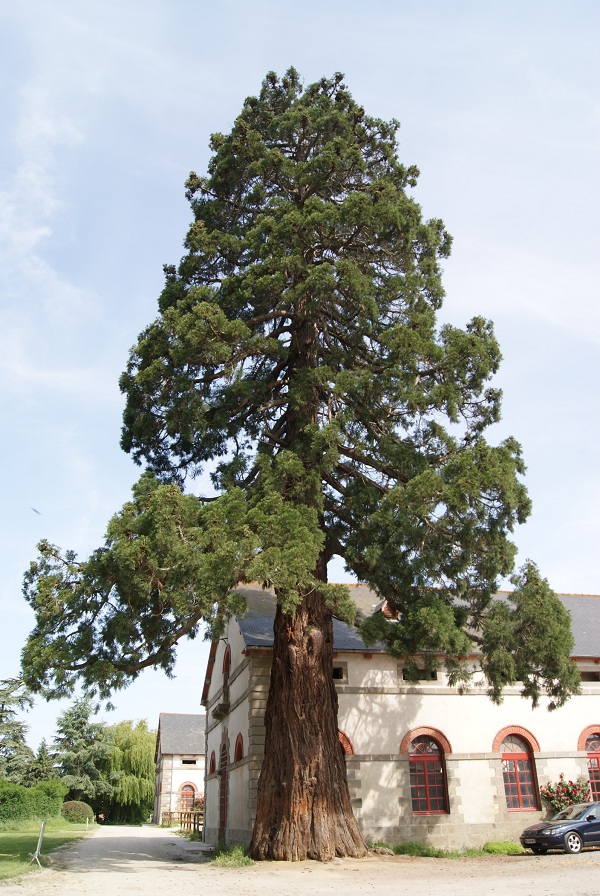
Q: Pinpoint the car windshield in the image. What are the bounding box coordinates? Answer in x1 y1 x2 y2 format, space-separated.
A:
552 804 592 821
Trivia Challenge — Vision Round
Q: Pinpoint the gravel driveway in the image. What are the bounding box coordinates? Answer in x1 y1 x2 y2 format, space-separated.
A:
2 825 600 896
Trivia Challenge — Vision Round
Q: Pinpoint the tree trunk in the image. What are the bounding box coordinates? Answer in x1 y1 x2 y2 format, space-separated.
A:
249 580 367 861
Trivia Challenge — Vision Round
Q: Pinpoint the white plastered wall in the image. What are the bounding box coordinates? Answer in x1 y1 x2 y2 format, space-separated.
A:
336 650 600 846
203 626 600 848
204 616 253 842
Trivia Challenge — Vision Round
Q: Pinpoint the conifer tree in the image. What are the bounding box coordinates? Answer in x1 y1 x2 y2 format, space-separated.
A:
0 679 34 784
52 698 111 809
21 739 57 786
22 70 578 860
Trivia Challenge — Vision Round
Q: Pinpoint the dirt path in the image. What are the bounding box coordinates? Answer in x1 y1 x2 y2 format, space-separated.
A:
2 826 600 896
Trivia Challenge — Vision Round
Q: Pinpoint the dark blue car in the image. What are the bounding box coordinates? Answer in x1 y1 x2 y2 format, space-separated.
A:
520 801 600 854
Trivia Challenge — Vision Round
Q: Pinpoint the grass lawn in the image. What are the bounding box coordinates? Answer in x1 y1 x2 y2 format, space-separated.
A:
0 819 91 881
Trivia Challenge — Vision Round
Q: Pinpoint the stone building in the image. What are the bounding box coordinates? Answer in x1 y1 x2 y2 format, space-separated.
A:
153 712 206 823
201 584 600 849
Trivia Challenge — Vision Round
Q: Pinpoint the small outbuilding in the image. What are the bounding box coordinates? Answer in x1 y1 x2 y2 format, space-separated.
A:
153 712 206 823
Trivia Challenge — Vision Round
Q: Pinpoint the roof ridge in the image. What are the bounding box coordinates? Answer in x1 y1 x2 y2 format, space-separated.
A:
159 712 205 719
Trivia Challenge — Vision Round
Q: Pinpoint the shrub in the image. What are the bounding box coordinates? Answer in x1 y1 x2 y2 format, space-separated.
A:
0 778 67 823
482 841 525 855
540 774 591 812
391 841 447 857
211 843 253 867
371 840 525 858
61 801 94 823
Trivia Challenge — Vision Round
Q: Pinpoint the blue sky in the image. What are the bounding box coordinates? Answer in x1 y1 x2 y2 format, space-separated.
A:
1 0 599 749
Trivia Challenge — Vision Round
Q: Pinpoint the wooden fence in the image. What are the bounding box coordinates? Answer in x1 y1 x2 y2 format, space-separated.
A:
161 809 203 836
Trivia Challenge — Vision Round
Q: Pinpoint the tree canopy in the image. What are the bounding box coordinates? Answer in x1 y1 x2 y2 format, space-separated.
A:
20 739 57 787
21 69 579 859
0 682 155 822
103 720 155 823
52 697 111 807
0 679 34 784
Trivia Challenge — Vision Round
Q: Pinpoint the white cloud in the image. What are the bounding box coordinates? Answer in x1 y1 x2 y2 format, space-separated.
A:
0 329 119 402
0 79 93 327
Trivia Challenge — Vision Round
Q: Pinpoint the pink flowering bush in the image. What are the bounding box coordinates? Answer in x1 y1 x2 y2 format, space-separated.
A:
540 774 591 812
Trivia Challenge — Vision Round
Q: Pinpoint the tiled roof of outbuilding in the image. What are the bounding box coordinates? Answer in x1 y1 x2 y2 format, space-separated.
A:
157 712 205 755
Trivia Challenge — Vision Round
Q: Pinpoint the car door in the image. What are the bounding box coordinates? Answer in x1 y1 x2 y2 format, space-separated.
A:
581 803 600 844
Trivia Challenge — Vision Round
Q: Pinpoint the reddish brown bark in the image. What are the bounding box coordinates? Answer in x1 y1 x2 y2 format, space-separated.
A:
249 585 367 861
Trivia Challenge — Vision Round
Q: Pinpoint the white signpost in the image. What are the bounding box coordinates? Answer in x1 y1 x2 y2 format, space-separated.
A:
28 821 46 867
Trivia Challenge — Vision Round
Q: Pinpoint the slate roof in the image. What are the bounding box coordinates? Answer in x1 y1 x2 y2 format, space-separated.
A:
232 585 600 659
157 713 206 756
233 584 381 652
558 593 600 657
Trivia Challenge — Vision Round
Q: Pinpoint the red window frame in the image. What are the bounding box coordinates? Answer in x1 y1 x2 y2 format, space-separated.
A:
180 784 195 810
501 734 538 810
585 733 600 799
409 735 448 815
222 644 231 678
234 733 243 763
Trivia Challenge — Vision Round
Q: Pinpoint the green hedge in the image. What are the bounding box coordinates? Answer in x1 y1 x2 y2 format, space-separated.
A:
0 779 68 823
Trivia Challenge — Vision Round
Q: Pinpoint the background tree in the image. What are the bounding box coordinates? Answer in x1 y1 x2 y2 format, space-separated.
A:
22 70 579 860
0 679 34 784
52 698 111 812
103 720 155 823
20 739 57 787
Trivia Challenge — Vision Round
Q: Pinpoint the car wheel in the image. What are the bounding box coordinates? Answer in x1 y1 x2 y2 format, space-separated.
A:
564 831 583 854
531 846 548 854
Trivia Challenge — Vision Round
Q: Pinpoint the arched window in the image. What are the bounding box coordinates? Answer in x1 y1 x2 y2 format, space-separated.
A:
234 733 244 763
209 750 216 774
501 734 538 810
180 784 195 810
338 730 354 756
223 644 231 681
409 735 448 814
585 732 600 799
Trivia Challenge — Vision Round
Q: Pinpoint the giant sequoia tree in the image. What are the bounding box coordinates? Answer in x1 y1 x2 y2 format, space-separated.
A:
22 70 578 861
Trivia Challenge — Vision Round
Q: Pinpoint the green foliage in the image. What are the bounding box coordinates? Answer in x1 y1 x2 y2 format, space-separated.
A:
391 840 448 857
20 740 57 787
21 69 577 713
540 773 591 812
0 680 34 785
21 480 260 698
389 841 479 858
52 698 111 810
481 562 580 708
51 702 156 822
371 840 524 858
211 843 254 866
61 800 94 823
103 720 156 823
0 778 67 823
0 679 32 717
482 841 525 855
